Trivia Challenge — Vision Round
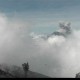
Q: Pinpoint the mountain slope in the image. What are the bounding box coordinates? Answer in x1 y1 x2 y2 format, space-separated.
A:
27 70 50 78
0 64 50 78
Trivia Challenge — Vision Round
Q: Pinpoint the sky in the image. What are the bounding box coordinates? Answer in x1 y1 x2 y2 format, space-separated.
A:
0 0 80 34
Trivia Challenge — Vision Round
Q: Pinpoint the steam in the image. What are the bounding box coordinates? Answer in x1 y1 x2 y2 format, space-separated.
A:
0 13 80 78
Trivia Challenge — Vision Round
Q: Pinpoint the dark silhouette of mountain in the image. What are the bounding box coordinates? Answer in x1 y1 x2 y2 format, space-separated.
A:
75 72 80 78
0 69 14 78
0 64 50 78
27 71 50 78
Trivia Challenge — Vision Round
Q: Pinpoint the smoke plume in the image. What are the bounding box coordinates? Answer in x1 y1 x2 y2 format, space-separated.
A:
0 13 80 78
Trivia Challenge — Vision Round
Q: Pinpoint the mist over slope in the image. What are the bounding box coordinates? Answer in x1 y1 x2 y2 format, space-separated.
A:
0 64 50 78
